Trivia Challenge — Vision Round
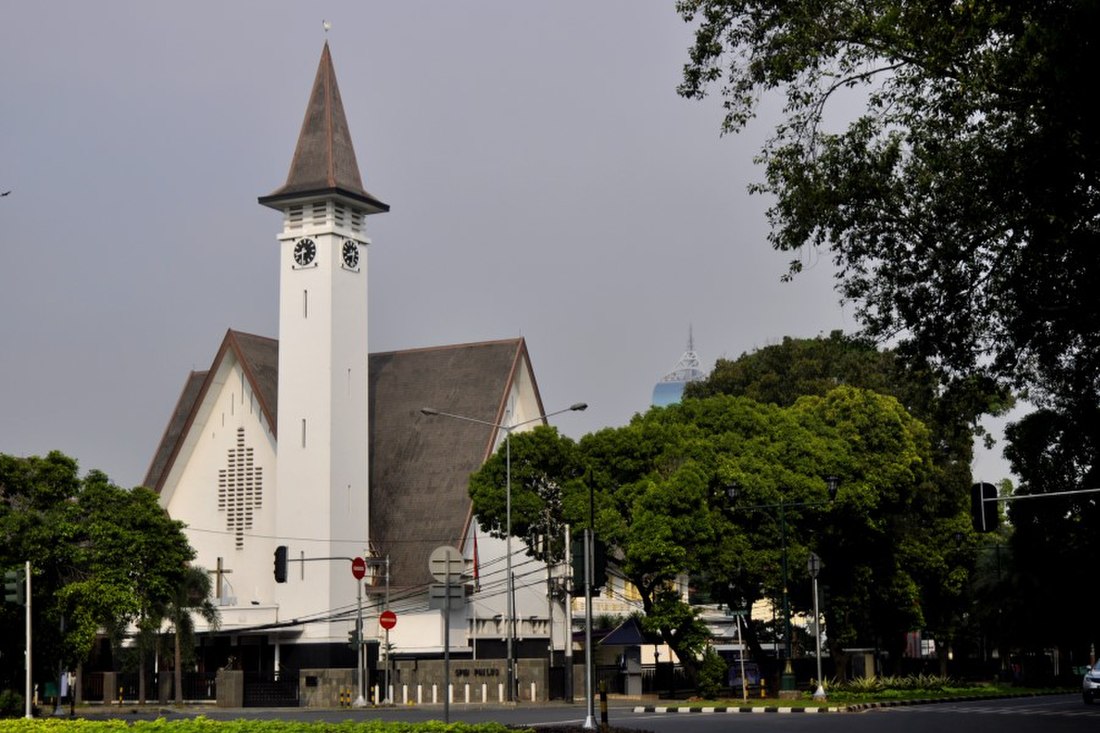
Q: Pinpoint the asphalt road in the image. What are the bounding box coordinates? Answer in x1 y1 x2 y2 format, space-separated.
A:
73 694 1098 733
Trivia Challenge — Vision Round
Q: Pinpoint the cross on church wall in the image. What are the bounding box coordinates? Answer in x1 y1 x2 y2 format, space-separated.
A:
208 556 232 600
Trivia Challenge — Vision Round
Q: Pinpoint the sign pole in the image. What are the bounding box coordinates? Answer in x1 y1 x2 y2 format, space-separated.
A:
377 610 397 703
351 557 367 707
444 572 451 724
808 552 826 700
25 560 32 719
735 612 747 703
355 573 365 706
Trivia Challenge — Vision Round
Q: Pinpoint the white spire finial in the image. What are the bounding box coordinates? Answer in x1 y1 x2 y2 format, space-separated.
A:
323 19 332 34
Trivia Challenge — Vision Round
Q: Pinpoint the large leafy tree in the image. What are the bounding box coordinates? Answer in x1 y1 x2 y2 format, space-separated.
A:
469 388 938 683
1001 407 1099 673
0 452 201 696
677 0 1100 414
687 332 989 671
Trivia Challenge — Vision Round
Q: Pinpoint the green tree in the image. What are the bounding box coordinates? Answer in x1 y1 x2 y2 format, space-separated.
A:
687 333 989 673
677 0 1099 415
1 452 199 697
470 389 938 684
468 426 582 566
161 566 220 703
1001 407 1099 673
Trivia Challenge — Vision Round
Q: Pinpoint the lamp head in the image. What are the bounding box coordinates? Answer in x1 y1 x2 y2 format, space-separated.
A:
420 407 439 416
570 402 588 412
825 475 841 500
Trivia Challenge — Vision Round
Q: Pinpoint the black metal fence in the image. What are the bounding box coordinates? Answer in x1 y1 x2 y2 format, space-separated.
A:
81 671 217 704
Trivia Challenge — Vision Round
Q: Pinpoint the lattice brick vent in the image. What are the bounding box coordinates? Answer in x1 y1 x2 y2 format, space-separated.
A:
217 427 263 549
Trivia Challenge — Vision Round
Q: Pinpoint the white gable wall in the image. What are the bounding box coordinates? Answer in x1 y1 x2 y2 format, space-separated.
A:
159 354 280 631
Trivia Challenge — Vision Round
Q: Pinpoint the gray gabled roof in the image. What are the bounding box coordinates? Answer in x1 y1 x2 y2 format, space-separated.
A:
147 333 535 591
258 42 388 214
368 338 535 590
143 329 278 492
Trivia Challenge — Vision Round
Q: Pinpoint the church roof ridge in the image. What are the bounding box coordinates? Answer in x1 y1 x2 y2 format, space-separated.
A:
368 335 526 359
259 41 389 213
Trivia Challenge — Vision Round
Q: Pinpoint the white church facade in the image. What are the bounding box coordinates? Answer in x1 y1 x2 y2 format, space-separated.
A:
145 43 578 702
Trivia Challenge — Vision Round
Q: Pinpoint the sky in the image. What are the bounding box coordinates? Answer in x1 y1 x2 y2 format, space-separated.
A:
0 2 1013 488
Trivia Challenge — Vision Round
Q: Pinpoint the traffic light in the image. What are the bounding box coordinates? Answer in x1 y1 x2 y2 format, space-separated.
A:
274 545 288 583
570 535 607 595
971 482 1000 532
3 568 24 605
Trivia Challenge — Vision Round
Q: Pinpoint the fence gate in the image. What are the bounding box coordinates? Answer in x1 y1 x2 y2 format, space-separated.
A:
243 673 299 707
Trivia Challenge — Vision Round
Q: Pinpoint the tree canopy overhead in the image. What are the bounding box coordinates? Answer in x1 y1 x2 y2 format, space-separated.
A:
677 0 1100 410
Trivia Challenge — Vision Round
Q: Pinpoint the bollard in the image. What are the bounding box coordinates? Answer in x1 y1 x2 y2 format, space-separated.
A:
599 680 608 730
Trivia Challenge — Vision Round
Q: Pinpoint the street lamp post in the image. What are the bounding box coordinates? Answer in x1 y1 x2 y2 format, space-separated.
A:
727 475 839 695
421 401 587 702
583 477 596 729
808 551 826 700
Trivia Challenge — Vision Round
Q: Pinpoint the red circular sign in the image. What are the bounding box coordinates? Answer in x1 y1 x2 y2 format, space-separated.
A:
379 610 397 630
351 557 366 580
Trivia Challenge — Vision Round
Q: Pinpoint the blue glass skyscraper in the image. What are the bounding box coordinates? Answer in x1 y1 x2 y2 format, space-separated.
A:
652 329 706 407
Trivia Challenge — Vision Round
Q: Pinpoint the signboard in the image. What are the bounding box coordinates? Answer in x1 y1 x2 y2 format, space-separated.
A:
429 583 465 610
351 557 366 580
728 661 761 689
429 545 465 583
379 609 397 630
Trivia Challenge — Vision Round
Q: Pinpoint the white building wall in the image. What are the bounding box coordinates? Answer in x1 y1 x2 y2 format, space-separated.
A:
159 355 281 631
273 207 370 643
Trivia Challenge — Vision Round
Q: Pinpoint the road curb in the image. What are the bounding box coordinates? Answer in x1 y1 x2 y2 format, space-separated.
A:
632 705 846 714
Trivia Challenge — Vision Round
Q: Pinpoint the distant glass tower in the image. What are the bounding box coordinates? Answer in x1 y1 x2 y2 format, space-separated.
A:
652 328 706 406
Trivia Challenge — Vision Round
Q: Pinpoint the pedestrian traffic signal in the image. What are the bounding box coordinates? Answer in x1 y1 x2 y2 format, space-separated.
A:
274 545 288 583
3 568 25 605
971 482 1000 532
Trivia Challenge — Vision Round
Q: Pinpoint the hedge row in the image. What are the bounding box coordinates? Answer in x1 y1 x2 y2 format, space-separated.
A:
0 719 527 733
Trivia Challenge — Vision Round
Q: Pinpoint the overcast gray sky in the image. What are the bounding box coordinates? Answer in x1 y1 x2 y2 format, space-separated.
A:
0 2 1011 488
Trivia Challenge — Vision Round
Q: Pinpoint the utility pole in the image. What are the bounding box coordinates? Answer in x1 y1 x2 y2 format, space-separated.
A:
564 524 574 702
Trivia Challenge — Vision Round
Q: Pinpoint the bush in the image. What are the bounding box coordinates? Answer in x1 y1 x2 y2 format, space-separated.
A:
0 689 24 718
697 647 728 699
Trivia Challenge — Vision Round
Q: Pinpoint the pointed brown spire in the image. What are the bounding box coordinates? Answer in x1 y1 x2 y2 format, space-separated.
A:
260 42 388 213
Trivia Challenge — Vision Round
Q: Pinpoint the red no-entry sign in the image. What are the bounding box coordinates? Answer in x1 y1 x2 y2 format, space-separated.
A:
379 609 397 630
351 557 366 580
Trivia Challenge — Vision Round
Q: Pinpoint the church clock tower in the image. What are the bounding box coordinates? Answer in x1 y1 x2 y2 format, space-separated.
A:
259 42 388 642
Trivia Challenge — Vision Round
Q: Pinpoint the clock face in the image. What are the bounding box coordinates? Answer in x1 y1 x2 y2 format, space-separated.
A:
342 240 360 269
293 238 316 267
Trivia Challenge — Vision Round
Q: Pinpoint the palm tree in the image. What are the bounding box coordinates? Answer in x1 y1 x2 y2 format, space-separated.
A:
162 566 220 703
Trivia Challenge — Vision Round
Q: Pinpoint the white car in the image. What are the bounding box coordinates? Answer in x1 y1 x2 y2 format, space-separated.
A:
1084 661 1100 704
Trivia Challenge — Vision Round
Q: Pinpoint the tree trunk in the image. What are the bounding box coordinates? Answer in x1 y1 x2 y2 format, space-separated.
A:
936 639 949 676
138 654 147 704
174 630 183 703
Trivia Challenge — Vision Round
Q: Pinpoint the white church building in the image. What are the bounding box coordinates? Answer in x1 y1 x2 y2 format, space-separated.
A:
145 42 577 703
